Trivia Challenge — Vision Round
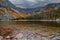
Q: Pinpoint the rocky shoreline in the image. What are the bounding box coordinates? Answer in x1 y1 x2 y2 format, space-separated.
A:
0 30 60 40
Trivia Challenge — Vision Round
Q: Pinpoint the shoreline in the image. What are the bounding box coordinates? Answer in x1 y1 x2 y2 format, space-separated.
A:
0 20 58 21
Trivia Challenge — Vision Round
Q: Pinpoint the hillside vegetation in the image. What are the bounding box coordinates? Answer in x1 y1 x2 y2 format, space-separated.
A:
26 8 60 20
0 8 30 20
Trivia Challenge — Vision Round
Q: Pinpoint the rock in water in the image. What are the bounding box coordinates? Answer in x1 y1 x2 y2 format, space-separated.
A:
0 36 3 40
51 36 60 40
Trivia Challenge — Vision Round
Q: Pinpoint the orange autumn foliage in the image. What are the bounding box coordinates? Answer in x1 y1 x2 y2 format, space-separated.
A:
7 11 30 18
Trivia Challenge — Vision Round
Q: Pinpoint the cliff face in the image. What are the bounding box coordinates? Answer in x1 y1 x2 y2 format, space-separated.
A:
0 0 17 20
25 3 60 20
0 0 30 20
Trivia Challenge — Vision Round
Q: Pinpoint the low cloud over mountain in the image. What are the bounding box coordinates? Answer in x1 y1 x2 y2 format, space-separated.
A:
9 0 60 8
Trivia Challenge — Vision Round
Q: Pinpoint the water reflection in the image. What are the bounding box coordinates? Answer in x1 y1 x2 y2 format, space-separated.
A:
0 21 60 27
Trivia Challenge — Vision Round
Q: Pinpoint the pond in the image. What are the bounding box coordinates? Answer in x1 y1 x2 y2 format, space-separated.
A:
0 21 60 40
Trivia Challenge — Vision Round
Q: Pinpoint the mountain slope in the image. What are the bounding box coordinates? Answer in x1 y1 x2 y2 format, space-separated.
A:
26 3 60 20
0 0 60 20
44 3 60 10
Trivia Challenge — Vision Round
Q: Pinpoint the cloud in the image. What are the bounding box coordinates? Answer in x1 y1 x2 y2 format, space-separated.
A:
26 0 36 2
50 0 60 3
9 0 60 8
9 0 47 8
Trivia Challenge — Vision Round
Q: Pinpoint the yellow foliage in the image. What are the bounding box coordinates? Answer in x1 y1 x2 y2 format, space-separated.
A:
7 11 30 18
0 8 30 18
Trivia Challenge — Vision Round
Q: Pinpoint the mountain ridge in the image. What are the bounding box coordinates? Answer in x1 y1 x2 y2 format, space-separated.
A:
0 0 60 20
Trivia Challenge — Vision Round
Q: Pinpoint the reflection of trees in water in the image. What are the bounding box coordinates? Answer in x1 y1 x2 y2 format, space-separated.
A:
0 21 60 27
39 21 60 27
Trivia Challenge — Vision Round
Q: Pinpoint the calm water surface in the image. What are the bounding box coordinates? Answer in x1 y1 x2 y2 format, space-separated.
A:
0 21 60 35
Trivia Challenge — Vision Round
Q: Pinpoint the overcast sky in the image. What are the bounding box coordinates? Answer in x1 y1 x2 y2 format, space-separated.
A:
9 0 60 8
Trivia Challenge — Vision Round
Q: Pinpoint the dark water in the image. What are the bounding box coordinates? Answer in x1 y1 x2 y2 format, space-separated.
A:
0 21 60 27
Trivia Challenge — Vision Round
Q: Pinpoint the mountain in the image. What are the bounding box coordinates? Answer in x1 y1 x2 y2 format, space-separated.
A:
0 0 29 20
25 3 60 20
1 0 37 13
0 0 47 14
16 7 44 14
44 3 60 10
14 3 60 14
0 0 60 20
0 0 16 20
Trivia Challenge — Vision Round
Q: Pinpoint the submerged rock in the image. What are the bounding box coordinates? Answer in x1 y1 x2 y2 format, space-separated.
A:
27 33 42 40
51 36 60 40
0 36 3 40
0 29 59 40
